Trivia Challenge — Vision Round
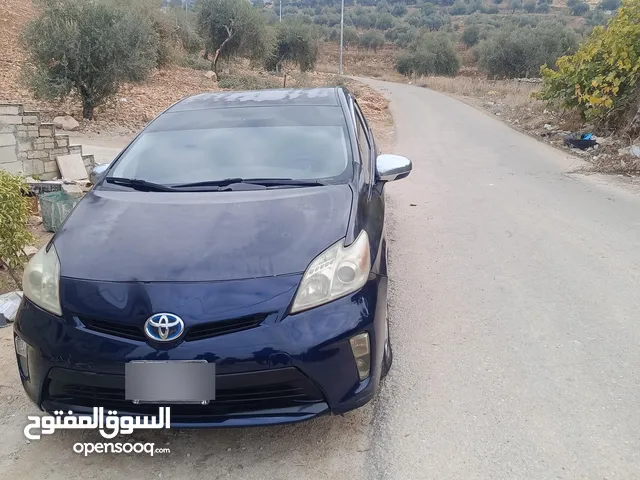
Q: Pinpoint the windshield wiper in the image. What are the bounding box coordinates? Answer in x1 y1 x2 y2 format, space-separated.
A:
105 177 176 192
172 178 328 189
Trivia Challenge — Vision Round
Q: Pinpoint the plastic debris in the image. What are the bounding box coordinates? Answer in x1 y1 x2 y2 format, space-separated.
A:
39 190 80 233
564 132 598 150
0 291 23 323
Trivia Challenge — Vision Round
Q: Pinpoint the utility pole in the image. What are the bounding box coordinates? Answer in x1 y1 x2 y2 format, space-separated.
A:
279 0 282 22
339 0 344 75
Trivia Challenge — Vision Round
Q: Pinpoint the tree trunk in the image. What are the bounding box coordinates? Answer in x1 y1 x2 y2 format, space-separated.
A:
82 101 94 120
211 25 234 81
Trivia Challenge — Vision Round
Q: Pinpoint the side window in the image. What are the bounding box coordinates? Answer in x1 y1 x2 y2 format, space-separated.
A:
354 108 372 181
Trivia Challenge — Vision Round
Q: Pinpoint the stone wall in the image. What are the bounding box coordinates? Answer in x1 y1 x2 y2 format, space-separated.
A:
0 103 94 181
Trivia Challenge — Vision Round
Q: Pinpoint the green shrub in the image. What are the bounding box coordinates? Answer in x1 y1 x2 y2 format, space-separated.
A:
462 24 481 46
540 0 640 129
375 12 395 30
450 2 467 15
360 29 386 52
392 4 408 16
396 33 460 77
571 1 590 15
523 0 536 12
536 2 551 13
0 171 35 288
598 0 620 10
22 0 158 119
477 22 577 78
178 54 211 70
265 20 319 72
197 0 273 79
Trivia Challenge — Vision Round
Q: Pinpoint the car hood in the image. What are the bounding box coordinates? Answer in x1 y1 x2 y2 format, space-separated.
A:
55 185 353 282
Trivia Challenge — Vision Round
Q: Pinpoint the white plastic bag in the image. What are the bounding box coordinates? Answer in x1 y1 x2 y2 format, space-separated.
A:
0 291 23 323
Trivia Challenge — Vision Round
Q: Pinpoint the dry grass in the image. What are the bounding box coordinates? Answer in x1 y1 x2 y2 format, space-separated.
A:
415 76 540 107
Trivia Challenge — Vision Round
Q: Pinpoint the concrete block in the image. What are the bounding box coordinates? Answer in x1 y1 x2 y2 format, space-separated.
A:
22 116 39 125
39 127 53 137
55 136 69 147
40 172 57 181
34 137 46 145
0 125 15 134
31 160 45 175
27 125 39 132
17 132 28 139
44 161 58 173
0 145 18 164
82 154 95 170
44 142 55 149
0 115 22 125
36 143 46 151
0 133 16 147
69 145 82 154
27 150 47 159
56 153 88 180
18 141 32 152
1 161 23 174
16 125 28 132
27 131 38 138
0 105 22 115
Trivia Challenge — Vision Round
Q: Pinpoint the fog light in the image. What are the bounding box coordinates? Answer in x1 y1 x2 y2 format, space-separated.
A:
14 336 29 378
349 333 371 380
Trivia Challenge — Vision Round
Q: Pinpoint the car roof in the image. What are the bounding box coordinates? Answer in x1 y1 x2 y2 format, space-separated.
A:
167 87 346 113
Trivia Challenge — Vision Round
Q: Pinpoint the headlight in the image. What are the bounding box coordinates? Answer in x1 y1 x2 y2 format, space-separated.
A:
291 231 370 313
22 244 62 316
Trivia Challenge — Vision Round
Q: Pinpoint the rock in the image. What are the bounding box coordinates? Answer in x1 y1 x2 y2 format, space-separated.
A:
53 115 80 132
23 246 38 259
544 124 556 131
204 70 217 80
618 146 640 157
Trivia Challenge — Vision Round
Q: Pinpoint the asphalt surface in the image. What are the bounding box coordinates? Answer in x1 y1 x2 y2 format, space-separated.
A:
363 78 640 479
3 79 640 479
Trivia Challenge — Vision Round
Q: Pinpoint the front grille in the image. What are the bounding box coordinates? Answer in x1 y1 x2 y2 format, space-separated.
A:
184 314 267 341
45 367 324 417
79 313 269 342
80 318 145 341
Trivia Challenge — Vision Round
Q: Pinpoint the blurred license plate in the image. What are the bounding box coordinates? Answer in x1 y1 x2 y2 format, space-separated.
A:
125 360 215 403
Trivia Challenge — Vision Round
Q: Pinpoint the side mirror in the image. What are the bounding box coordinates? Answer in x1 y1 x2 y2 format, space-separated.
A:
376 154 412 183
90 163 110 185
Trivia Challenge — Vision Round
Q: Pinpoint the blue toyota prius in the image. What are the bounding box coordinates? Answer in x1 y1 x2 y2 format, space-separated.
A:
14 87 412 427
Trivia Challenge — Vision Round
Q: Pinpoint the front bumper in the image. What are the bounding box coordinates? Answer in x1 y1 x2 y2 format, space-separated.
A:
13 275 388 427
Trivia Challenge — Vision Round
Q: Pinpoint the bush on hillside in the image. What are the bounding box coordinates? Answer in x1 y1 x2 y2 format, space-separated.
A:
540 0 640 130
197 0 273 79
395 33 460 77
265 21 319 72
571 1 590 15
462 24 481 46
360 30 386 52
22 0 158 119
598 0 620 10
477 22 577 78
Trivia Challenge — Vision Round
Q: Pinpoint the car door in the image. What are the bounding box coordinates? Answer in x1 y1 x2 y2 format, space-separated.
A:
352 99 387 276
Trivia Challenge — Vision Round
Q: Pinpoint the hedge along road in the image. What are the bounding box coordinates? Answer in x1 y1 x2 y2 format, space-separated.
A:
1 78 640 479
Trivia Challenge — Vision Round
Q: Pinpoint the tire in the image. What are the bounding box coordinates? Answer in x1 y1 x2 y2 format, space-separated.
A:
381 309 393 377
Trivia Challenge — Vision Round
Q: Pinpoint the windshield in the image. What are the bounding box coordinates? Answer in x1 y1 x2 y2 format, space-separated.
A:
108 106 352 186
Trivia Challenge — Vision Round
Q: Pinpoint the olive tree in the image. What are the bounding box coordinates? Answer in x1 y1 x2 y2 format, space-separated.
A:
265 21 319 73
22 0 158 119
196 0 273 79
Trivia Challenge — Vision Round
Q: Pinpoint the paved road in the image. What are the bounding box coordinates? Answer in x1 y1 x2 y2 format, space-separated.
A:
364 78 640 479
3 79 640 479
